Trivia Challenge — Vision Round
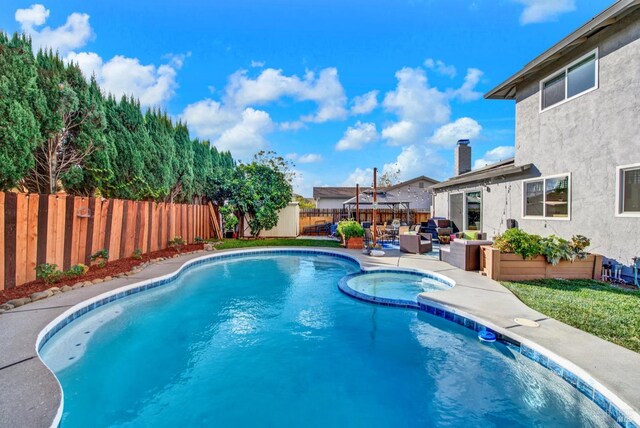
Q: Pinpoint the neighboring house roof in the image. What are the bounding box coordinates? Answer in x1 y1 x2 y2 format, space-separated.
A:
386 175 439 190
431 158 533 190
342 191 411 206
313 187 371 199
313 176 439 199
485 0 640 100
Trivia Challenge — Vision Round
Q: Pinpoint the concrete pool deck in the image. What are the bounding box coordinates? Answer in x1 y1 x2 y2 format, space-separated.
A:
0 246 638 427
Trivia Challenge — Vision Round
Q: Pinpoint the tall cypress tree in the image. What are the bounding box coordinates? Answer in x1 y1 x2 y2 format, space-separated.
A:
0 34 44 191
169 122 194 203
144 109 175 200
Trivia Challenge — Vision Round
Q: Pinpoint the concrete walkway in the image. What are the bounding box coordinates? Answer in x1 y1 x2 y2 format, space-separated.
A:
0 247 638 427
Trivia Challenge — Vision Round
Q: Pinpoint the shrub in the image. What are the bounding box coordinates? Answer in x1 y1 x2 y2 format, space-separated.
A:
539 235 572 266
169 236 186 253
90 249 109 268
337 220 364 241
494 228 542 260
194 236 205 244
494 229 591 265
66 264 89 278
133 249 143 260
36 263 62 285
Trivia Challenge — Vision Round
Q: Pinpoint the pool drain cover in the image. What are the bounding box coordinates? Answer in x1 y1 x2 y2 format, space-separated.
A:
514 318 540 327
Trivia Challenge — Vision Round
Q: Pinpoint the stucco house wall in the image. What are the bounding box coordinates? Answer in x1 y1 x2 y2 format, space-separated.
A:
315 198 349 209
435 8 640 268
513 8 640 265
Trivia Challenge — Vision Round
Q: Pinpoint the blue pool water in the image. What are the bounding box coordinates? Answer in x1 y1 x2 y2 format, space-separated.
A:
40 254 615 427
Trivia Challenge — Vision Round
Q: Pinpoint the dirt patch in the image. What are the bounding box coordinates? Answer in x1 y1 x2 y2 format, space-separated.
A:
0 244 204 305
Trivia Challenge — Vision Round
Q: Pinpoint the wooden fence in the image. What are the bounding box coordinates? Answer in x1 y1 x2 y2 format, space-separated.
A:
300 209 431 231
0 192 218 290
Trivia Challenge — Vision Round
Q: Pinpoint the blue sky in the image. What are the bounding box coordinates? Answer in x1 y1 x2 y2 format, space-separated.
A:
2 0 613 196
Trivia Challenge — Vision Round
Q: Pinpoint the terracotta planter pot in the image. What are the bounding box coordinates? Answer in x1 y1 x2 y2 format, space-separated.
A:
346 236 364 249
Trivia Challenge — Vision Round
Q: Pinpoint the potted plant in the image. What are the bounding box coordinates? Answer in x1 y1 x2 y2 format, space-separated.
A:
220 205 238 239
337 220 365 250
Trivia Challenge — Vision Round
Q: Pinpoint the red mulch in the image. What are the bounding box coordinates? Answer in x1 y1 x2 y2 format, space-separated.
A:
0 243 204 305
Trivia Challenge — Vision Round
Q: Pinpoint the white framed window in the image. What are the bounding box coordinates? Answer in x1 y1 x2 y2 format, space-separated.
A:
616 163 640 217
522 174 571 220
540 49 598 112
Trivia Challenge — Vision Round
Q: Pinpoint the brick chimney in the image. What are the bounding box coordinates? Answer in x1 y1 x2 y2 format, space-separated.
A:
454 139 471 175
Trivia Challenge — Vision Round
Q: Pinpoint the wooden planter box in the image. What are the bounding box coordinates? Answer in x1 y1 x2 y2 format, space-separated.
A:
345 236 364 249
480 246 602 281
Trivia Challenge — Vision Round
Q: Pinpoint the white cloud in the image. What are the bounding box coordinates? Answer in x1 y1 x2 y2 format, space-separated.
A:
515 0 576 25
424 58 456 78
342 168 374 186
473 146 515 169
66 52 184 107
381 120 421 146
279 121 306 131
225 67 348 123
381 67 451 145
15 4 49 27
452 68 483 101
250 60 265 68
182 99 274 159
382 145 447 182
350 90 379 115
429 117 482 147
383 67 450 124
286 153 323 163
335 122 378 151
16 4 93 54
215 108 274 156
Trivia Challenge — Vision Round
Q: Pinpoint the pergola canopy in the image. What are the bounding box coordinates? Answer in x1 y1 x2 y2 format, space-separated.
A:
342 191 411 223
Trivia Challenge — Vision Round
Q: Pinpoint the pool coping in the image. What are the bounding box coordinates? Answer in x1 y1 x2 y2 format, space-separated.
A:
1 247 639 427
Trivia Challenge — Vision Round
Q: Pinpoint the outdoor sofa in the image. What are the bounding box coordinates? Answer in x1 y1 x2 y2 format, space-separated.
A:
439 237 493 271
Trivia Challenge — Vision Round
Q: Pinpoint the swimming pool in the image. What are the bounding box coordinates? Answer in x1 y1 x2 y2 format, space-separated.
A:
40 251 619 427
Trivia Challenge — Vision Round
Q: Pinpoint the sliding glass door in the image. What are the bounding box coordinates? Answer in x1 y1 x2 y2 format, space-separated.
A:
449 191 482 232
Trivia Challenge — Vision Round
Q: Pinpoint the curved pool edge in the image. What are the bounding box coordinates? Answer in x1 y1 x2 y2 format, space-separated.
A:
31 247 640 428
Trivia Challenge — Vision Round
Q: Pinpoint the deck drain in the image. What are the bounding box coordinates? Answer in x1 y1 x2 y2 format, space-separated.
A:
514 318 540 327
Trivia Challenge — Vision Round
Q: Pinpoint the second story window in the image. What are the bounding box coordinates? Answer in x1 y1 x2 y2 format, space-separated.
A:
541 49 598 111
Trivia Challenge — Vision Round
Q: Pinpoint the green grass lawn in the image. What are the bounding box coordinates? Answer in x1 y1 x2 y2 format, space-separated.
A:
501 279 640 353
213 238 341 250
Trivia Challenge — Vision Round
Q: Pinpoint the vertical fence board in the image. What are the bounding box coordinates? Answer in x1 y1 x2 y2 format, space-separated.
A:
46 196 58 266
155 203 163 251
54 196 66 271
85 198 96 265
109 200 123 261
4 193 18 289
146 202 153 254
36 195 48 268
98 199 109 253
62 196 75 270
14 194 29 286
182 204 187 242
75 198 88 266
0 193 5 289
25 194 39 283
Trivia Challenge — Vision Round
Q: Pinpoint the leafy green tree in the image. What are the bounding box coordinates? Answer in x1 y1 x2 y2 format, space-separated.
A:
228 152 293 238
0 33 44 191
